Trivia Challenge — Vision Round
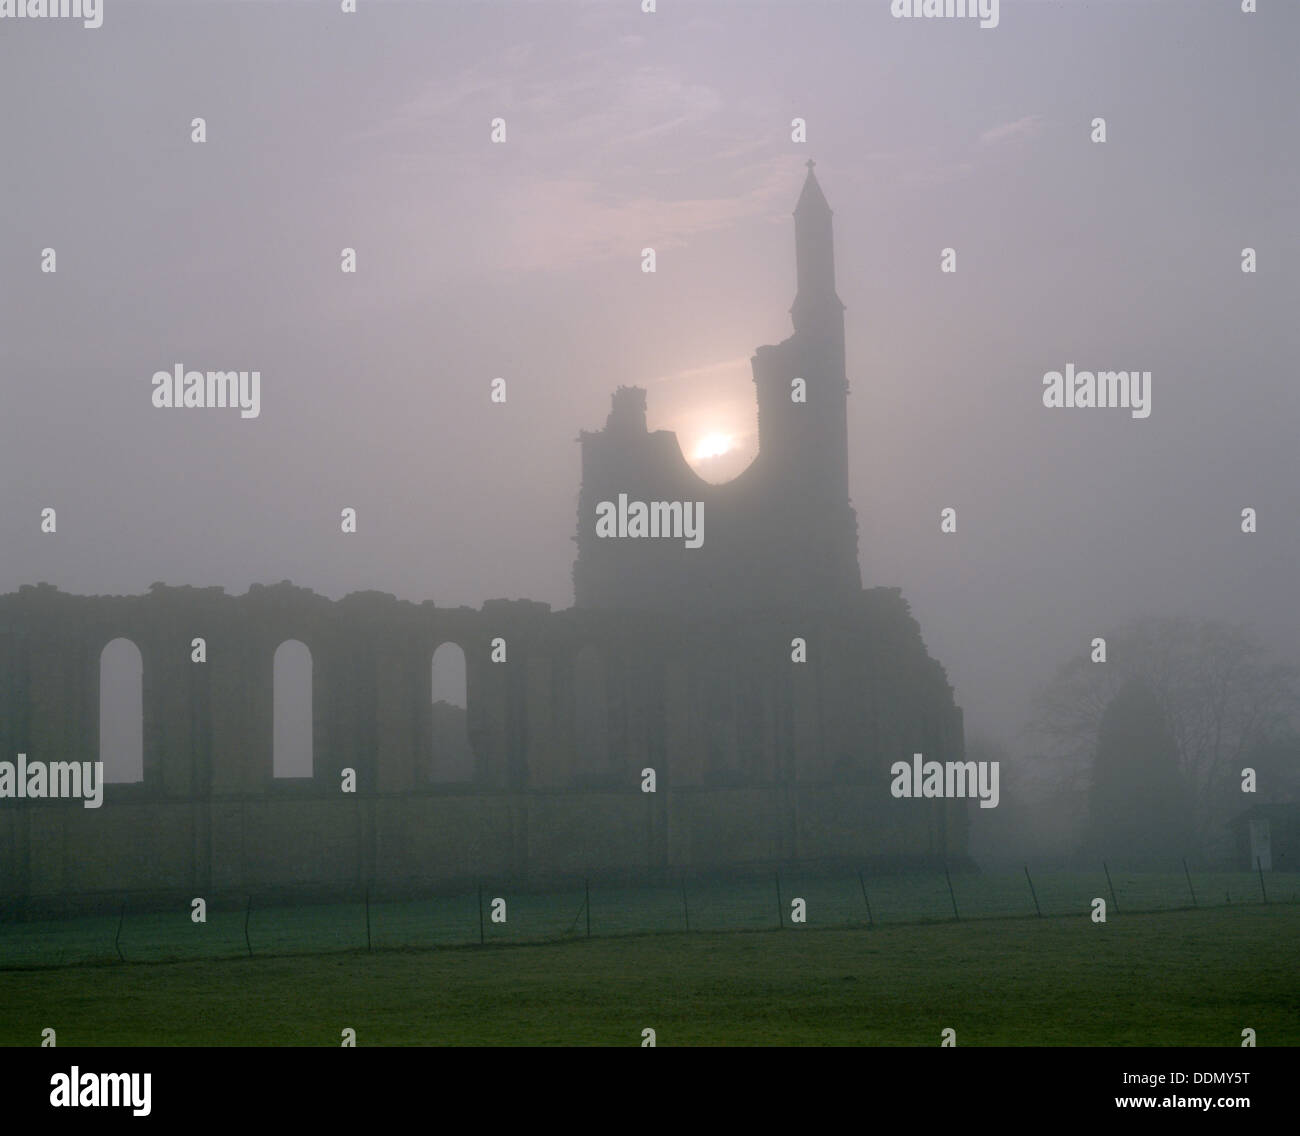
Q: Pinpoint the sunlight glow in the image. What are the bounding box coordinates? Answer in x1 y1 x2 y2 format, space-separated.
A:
694 433 733 461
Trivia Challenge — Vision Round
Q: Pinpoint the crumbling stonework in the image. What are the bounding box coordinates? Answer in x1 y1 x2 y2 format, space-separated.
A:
574 163 861 613
0 168 966 908
0 582 965 907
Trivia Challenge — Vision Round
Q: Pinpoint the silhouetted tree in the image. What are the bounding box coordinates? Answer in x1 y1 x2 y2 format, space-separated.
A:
1084 679 1194 864
1031 616 1297 855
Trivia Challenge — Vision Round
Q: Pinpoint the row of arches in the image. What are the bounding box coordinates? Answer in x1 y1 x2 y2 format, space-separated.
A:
90 637 794 789
95 638 476 783
98 638 767 787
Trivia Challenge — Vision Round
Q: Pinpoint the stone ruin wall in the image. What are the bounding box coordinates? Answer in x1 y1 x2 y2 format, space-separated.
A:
0 581 966 911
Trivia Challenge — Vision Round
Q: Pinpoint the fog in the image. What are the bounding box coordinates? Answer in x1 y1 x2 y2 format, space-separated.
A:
3 0 1297 761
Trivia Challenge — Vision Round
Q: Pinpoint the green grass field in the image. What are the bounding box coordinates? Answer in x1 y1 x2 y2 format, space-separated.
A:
0 869 1288 968
2 904 1296 1046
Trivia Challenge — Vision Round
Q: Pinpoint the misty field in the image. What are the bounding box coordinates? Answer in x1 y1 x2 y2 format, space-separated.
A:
1 872 1297 1046
0 869 1289 969
0 906 1296 1046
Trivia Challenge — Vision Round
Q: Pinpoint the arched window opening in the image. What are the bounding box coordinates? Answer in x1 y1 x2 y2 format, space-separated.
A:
99 638 143 783
431 642 474 782
273 640 313 778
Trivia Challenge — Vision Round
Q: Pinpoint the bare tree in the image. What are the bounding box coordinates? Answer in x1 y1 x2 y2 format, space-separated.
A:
1029 616 1298 853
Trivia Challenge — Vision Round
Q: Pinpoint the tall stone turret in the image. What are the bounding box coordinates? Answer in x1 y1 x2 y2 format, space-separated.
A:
574 164 861 612
753 160 853 513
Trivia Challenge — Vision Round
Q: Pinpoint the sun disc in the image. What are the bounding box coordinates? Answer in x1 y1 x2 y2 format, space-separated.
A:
695 433 732 460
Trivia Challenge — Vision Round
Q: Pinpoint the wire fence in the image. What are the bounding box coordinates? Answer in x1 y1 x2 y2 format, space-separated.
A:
0 864 1291 970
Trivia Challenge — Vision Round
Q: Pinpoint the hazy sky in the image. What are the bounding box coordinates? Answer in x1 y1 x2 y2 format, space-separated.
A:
2 0 1297 751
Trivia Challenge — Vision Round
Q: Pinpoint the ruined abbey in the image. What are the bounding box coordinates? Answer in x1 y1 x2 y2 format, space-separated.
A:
0 166 967 912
